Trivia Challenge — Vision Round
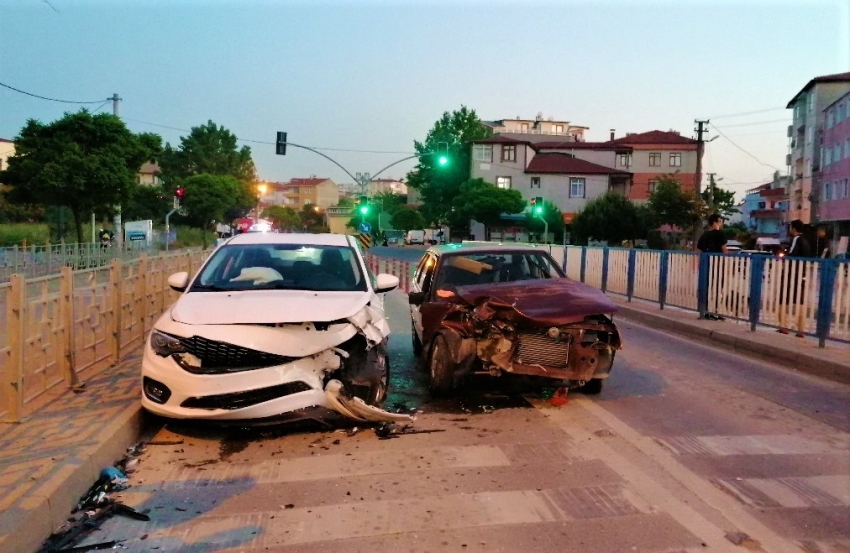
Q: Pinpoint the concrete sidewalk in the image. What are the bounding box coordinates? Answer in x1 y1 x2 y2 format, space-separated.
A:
612 296 850 386
2 299 849 553
0 349 148 553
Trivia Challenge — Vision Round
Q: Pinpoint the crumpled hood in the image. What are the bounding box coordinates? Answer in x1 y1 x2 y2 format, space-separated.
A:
454 278 617 326
171 290 371 325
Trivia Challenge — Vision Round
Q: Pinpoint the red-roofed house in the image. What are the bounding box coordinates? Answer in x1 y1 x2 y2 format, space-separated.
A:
606 130 700 200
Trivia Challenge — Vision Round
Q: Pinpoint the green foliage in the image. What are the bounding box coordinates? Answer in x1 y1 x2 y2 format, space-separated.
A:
0 109 161 243
0 193 46 224
299 204 327 233
175 174 242 234
0 223 51 247
700 183 739 220
452 179 525 237
405 106 492 227
524 200 564 241
390 207 426 232
572 192 645 246
123 184 171 224
646 176 701 232
262 205 302 231
646 229 669 250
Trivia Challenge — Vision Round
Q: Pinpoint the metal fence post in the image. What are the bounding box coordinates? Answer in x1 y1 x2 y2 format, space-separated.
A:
59 266 81 388
697 253 710 318
110 259 123 362
580 247 587 283
626 249 636 302
816 259 838 348
6 274 26 422
659 252 670 310
600 248 610 293
747 256 765 332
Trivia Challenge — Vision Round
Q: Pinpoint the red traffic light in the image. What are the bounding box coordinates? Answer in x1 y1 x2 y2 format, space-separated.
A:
175 187 184 197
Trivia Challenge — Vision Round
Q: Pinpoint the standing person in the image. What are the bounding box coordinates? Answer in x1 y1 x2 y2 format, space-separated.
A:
777 219 812 337
696 214 729 320
814 225 830 258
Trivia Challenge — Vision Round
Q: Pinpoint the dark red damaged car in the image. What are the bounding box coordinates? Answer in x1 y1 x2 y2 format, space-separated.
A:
409 244 621 395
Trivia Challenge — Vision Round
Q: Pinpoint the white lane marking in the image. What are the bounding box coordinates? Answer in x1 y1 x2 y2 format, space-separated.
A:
532 397 799 553
160 445 510 489
659 434 849 456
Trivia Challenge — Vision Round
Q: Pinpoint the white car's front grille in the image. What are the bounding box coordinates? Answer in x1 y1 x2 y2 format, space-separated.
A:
171 334 296 373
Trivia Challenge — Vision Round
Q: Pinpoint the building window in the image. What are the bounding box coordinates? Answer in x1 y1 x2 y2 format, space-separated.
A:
555 125 564 134
669 152 682 167
617 153 631 167
520 123 529 132
808 93 814 112
473 144 493 162
825 147 832 166
793 104 800 120
648 152 661 166
502 145 516 162
827 109 834 128
837 143 843 162
569 177 585 198
531 177 541 188
648 179 658 194
496 176 512 189
846 137 850 158
840 102 846 121
758 201 766 209
824 182 831 202
806 127 813 144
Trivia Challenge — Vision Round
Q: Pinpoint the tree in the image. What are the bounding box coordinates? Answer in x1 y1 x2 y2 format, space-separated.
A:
176 174 242 245
0 109 161 243
572 192 645 246
700 184 739 220
262 205 301 231
300 203 327 233
390 207 426 232
524 200 564 242
123 184 171 224
645 176 701 232
405 106 492 228
157 120 257 221
452 179 525 239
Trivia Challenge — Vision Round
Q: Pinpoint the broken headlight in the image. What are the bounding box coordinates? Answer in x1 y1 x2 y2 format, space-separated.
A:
150 330 186 357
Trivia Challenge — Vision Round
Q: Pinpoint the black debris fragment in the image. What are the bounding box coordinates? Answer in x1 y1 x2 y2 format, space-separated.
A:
374 423 446 440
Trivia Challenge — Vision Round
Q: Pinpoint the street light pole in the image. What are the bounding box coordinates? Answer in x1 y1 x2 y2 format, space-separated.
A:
256 183 267 224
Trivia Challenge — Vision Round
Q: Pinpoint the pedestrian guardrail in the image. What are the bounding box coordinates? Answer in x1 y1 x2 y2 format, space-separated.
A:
0 242 159 283
0 249 210 423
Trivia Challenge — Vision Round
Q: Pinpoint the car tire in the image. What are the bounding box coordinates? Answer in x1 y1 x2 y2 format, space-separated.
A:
428 335 454 396
577 378 603 395
341 338 389 406
367 350 389 405
411 321 423 357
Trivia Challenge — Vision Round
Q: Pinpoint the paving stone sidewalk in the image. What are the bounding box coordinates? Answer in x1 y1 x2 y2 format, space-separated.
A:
0 349 147 553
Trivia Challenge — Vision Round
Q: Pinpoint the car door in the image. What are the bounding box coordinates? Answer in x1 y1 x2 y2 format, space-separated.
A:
410 252 437 341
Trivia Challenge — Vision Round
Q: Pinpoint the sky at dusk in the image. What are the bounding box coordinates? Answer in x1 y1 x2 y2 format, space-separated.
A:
1 0 848 201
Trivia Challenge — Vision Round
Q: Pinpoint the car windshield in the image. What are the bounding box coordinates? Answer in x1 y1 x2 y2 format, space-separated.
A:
434 251 564 290
191 244 367 292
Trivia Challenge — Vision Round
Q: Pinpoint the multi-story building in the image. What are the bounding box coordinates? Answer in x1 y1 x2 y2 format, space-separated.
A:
0 138 15 171
469 137 631 225
606 130 700 200
819 88 850 249
367 178 408 196
137 162 162 186
742 175 788 238
481 114 588 144
786 72 850 224
266 177 340 209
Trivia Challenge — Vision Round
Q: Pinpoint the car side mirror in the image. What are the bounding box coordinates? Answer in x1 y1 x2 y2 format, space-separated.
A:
408 291 425 305
167 272 190 292
375 273 399 294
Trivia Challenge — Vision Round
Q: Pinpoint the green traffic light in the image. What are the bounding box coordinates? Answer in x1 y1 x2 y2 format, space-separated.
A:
359 205 369 215
534 206 543 215
438 155 449 166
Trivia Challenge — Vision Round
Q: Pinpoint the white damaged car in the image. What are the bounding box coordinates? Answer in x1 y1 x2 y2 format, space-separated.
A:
141 233 408 423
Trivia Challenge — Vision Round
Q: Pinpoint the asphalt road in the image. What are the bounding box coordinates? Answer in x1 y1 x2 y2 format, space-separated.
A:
58 288 850 552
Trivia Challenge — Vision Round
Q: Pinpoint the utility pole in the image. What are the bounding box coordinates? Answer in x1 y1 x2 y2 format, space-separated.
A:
111 93 124 249
706 173 717 212
694 120 709 197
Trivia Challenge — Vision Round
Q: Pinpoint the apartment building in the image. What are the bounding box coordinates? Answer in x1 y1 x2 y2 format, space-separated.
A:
742 175 788 238
819 88 850 249
266 177 340 209
481 114 588 144
606 130 700 200
786 72 850 224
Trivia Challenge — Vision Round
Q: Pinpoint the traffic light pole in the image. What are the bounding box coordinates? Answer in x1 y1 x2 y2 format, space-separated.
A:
537 212 549 245
164 207 179 252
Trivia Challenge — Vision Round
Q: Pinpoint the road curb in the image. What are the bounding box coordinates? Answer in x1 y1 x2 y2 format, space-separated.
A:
615 305 850 387
1 404 145 553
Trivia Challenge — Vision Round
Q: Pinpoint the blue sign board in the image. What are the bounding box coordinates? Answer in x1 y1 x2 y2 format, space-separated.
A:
359 222 372 234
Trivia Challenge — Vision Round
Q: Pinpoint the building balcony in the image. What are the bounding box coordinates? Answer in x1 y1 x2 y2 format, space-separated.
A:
492 127 574 136
759 188 786 198
751 209 785 219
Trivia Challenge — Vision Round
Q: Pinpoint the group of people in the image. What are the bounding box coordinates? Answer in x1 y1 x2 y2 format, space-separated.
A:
696 214 832 335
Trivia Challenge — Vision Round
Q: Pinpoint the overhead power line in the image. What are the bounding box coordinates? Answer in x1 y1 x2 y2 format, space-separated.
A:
705 106 786 120
710 123 783 172
123 116 417 155
712 118 788 129
0 81 105 104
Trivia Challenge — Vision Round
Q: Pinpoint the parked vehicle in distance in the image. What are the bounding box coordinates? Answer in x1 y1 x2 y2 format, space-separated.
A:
726 239 742 253
409 244 621 395
404 230 425 245
141 233 399 422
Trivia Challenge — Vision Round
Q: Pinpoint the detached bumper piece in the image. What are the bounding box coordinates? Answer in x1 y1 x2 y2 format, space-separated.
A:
324 379 415 423
181 381 313 410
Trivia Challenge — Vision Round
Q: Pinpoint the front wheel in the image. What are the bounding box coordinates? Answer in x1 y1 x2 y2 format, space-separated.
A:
576 378 603 395
428 335 454 396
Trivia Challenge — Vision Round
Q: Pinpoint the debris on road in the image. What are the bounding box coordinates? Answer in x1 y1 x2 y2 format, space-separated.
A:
374 422 446 440
546 387 569 407
39 500 149 553
325 379 416 423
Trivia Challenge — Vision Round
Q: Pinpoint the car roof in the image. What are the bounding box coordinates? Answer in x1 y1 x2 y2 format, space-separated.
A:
226 233 353 247
427 242 548 256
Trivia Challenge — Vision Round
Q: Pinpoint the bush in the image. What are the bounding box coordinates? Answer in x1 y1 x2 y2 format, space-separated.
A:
646 229 669 250
0 223 51 247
